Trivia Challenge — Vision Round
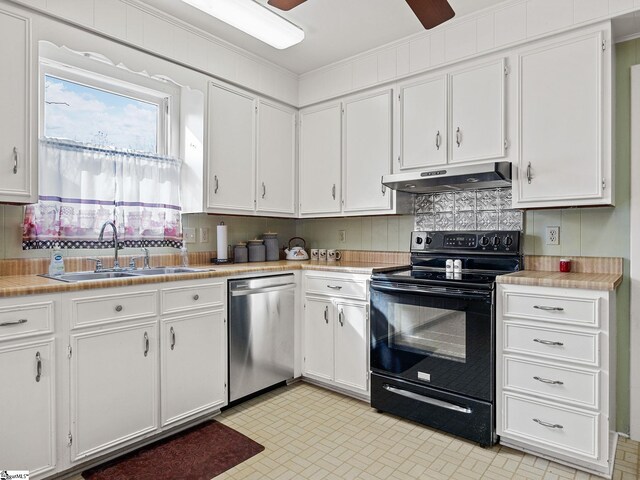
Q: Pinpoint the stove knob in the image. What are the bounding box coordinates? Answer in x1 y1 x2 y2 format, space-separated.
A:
425 236 432 245
504 236 513 246
415 236 423 245
479 236 490 246
492 236 501 246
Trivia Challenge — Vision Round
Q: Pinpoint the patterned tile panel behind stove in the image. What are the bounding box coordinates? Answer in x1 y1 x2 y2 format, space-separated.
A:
414 188 523 231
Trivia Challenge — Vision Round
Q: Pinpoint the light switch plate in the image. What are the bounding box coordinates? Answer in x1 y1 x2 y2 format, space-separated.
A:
183 227 196 244
546 226 560 245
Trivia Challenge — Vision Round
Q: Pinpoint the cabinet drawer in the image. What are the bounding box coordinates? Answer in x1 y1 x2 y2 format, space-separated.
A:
503 356 598 409
161 283 224 315
0 301 54 341
305 275 367 300
504 323 599 366
502 393 599 459
71 290 158 328
504 291 598 327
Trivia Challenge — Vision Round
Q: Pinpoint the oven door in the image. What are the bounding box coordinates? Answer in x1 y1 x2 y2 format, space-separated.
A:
370 281 494 401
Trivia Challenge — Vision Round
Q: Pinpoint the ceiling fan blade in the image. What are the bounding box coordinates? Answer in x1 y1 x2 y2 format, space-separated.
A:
267 0 307 11
405 0 455 29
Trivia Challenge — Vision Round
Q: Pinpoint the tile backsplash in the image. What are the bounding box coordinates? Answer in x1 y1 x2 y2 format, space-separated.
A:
415 188 523 231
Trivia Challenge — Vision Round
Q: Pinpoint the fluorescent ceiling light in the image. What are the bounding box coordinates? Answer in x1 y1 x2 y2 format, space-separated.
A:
182 0 305 49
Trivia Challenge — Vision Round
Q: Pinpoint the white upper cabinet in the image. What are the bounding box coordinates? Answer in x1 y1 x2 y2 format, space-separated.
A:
0 8 35 203
206 81 256 213
397 75 448 170
343 89 393 213
450 59 506 163
513 30 611 207
256 100 296 215
299 102 342 216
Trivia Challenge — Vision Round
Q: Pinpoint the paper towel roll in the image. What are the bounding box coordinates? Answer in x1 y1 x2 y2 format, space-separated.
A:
217 222 228 260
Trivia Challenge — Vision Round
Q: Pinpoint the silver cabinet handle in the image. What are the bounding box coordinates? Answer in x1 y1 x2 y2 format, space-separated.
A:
323 306 329 324
327 285 342 290
193 294 199 301
527 162 532 184
170 327 176 350
456 127 461 147
13 147 18 174
533 376 564 385
435 131 441 150
214 175 219 194
35 351 42 382
338 309 344 326
381 184 386 196
534 305 564 312
534 338 564 346
143 332 149 357
533 418 563 429
331 184 336 200
383 384 472 414
0 318 27 327
115 305 123 312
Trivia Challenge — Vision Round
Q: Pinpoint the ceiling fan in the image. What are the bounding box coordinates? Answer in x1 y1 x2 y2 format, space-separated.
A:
266 0 455 30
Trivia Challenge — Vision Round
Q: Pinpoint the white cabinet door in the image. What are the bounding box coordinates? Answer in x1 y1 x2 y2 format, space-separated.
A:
334 302 368 393
398 76 447 170
515 32 605 207
256 100 296 215
207 82 256 212
161 310 226 427
0 8 34 203
303 297 334 381
0 340 55 477
450 60 505 163
343 89 393 213
71 321 158 461
299 103 342 215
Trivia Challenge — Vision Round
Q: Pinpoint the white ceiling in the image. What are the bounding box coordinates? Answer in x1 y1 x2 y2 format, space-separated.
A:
140 0 507 74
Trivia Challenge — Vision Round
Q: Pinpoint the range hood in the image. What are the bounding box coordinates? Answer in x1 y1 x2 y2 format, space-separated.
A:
382 162 512 194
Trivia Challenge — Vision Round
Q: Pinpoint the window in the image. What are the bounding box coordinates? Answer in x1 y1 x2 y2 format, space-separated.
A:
23 58 183 250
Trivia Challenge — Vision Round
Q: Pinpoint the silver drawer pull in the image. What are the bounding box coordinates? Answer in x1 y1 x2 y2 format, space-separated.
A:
533 305 564 312
170 326 176 350
327 285 342 290
115 305 123 312
533 418 563 429
193 294 199 301
13 147 18 174
0 319 28 327
35 351 42 382
533 376 564 385
533 338 564 346
323 306 329 324
143 332 149 357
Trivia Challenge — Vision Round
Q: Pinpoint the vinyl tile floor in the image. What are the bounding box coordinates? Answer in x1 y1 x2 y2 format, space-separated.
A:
215 382 640 480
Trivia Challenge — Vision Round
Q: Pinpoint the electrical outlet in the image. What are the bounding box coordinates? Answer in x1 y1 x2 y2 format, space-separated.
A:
546 226 560 245
183 227 196 244
338 230 346 243
199 227 209 243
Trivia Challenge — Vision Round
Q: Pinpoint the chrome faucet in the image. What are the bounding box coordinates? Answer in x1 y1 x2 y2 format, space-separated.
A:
129 247 151 270
98 221 121 270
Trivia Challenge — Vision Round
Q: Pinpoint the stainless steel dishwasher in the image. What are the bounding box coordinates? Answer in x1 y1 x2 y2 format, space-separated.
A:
228 274 295 403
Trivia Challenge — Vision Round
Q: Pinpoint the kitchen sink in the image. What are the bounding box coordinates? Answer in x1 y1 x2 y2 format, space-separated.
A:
41 266 212 283
41 271 139 282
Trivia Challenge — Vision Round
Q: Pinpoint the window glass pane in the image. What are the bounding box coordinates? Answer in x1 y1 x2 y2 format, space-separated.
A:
44 75 159 153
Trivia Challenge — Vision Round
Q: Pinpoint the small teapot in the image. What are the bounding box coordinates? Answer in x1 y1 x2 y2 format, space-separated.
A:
285 237 309 260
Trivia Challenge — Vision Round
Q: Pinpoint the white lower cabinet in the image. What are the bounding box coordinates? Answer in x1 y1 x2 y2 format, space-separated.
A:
303 272 369 398
70 321 159 461
497 283 615 477
161 309 226 427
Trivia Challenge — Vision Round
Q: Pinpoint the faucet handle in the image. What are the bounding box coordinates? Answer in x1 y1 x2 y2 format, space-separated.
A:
129 256 145 269
87 258 103 272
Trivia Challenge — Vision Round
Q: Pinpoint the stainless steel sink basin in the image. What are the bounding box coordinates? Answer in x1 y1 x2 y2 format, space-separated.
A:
41 271 139 282
130 267 207 276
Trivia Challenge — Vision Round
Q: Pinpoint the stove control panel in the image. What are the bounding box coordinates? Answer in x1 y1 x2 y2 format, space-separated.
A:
411 231 520 253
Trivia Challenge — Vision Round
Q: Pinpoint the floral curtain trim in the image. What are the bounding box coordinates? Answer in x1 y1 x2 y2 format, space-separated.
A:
23 138 183 250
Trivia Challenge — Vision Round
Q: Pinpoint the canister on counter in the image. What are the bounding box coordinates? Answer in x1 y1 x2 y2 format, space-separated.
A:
233 243 248 263
248 239 266 262
263 232 279 261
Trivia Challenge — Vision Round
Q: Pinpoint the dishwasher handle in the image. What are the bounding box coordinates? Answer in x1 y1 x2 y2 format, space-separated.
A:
230 283 296 297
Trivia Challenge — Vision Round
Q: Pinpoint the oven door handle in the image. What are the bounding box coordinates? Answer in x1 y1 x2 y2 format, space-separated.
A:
370 282 491 301
383 384 472 414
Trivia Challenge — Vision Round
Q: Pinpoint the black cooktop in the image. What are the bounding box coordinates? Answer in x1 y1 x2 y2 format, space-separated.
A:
372 267 500 289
